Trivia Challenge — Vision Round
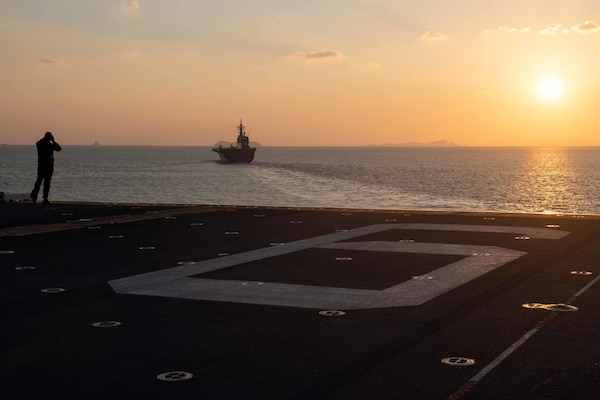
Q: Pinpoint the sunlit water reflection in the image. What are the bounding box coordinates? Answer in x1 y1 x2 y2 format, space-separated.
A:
506 148 590 213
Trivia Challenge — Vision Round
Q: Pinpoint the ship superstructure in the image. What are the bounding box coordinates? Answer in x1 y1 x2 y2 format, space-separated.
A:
212 120 256 163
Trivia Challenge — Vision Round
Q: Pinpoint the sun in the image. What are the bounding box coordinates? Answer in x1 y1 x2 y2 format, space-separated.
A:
537 76 563 101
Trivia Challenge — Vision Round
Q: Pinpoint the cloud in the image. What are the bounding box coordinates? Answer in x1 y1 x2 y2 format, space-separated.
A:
483 26 531 35
289 51 344 62
483 21 600 37
120 0 139 11
538 24 570 35
571 21 600 34
38 57 67 67
420 31 447 41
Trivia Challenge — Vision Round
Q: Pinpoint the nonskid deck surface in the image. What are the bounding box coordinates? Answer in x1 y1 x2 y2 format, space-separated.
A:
1 202 600 399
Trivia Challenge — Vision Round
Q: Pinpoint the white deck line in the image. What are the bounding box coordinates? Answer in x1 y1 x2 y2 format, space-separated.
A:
448 269 600 400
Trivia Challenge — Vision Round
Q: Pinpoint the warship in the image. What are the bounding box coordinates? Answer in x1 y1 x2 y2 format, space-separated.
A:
212 120 256 163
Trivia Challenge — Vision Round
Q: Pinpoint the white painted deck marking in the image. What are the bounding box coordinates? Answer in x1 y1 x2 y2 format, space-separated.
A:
448 273 600 400
109 224 569 310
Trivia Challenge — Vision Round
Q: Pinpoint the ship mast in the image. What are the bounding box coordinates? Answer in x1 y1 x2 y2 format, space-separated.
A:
236 119 250 149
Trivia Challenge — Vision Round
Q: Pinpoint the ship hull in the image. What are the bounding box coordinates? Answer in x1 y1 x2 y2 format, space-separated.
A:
212 147 256 163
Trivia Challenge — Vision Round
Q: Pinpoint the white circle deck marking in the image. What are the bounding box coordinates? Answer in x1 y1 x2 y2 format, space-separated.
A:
546 224 560 228
92 321 122 328
0 250 15 254
515 235 530 240
190 223 203 226
570 271 593 275
62 213 74 216
242 281 263 286
399 239 415 243
385 219 397 222
138 246 156 250
225 232 239 235
290 221 303 224
522 303 578 312
442 357 476 367
87 226 101 230
269 242 285 246
218 252 230 256
109 235 124 239
177 261 196 265
41 288 65 293
165 216 177 220
254 214 265 217
335 257 353 261
319 310 346 317
157 371 193 382
15 266 36 270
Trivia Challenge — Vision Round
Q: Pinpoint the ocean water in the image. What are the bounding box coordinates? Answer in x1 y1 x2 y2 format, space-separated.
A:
2 145 600 214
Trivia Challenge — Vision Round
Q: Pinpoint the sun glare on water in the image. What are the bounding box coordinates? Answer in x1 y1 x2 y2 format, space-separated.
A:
537 76 563 101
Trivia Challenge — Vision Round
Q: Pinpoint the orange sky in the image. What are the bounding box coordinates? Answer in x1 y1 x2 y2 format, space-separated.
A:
2 1 600 146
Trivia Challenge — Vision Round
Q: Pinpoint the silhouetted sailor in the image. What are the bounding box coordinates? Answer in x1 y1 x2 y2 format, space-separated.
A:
30 132 62 205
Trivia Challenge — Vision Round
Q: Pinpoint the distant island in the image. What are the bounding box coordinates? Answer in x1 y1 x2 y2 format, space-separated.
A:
93 141 101 146
368 140 458 147
214 141 262 148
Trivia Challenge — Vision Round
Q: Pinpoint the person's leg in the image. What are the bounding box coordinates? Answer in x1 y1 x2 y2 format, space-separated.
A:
30 165 44 204
42 165 54 204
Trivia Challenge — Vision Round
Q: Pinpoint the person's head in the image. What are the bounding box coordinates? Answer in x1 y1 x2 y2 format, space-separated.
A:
44 132 53 141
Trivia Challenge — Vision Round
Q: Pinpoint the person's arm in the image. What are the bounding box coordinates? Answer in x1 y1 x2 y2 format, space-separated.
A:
51 137 62 151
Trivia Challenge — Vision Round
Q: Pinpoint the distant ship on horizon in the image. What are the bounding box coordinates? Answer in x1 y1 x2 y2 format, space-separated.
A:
212 120 257 163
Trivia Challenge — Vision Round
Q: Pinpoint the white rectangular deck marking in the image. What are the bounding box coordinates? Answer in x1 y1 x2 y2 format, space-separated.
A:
109 224 568 310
